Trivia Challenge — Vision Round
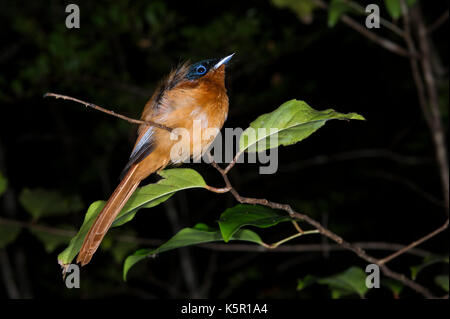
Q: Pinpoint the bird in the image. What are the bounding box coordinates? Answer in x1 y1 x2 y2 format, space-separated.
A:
76 54 234 266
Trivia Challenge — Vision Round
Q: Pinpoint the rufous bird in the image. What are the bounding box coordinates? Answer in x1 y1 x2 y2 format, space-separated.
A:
76 54 234 266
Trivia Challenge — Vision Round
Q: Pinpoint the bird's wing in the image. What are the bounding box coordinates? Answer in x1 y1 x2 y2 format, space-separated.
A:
119 62 192 179
119 127 155 180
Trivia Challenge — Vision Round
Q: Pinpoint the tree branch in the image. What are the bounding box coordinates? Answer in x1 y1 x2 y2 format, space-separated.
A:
400 1 449 213
44 92 173 132
207 158 438 298
427 10 449 34
0 217 432 257
378 218 449 265
312 0 414 58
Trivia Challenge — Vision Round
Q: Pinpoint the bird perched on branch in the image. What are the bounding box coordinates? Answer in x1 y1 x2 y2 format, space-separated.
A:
76 54 234 266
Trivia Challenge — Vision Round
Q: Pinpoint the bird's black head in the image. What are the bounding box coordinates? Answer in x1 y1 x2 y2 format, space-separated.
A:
185 53 234 80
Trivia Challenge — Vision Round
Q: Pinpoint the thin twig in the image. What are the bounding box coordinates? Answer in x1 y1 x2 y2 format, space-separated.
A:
224 150 243 174
44 92 173 132
427 10 449 34
0 217 434 257
340 15 412 58
312 0 414 58
205 185 231 193
378 218 449 265
199 241 432 258
291 220 304 234
341 0 405 37
208 160 436 298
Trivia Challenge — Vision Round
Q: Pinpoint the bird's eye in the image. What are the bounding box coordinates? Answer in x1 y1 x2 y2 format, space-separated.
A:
196 65 207 74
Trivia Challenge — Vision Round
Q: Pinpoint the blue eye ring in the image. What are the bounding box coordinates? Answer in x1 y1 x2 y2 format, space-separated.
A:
196 65 207 75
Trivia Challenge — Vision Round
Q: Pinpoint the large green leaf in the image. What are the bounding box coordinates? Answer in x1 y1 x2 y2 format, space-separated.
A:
123 223 263 280
57 168 207 266
318 266 368 298
239 100 364 153
0 223 21 248
0 171 7 197
19 188 84 220
218 204 291 242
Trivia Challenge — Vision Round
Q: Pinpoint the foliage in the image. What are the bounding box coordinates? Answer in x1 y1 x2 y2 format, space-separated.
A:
0 172 7 197
0 223 21 249
57 168 207 266
328 0 354 27
434 275 449 293
19 188 83 220
384 0 402 20
240 99 364 152
410 255 449 280
123 223 263 280
317 266 369 298
297 266 370 298
271 0 319 24
218 204 291 242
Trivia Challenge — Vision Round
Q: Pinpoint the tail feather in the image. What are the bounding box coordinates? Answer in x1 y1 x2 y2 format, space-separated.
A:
77 165 140 266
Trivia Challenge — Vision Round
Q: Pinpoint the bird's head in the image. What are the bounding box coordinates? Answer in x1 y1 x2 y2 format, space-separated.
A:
184 53 234 84
155 54 234 102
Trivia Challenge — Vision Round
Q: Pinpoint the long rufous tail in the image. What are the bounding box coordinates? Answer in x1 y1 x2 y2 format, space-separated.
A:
76 164 140 266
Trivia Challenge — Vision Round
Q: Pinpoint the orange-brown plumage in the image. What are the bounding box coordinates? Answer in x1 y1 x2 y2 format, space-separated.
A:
76 55 233 266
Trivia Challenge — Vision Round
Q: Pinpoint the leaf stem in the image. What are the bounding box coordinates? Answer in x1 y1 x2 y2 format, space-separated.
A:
264 230 319 249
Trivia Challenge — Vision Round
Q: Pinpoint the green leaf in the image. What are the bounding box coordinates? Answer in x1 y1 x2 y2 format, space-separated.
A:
0 223 21 248
30 226 73 253
57 168 207 266
100 230 139 264
239 100 364 153
406 0 417 7
110 240 139 264
382 279 404 298
328 0 352 27
123 224 263 280
297 274 317 291
384 0 402 19
271 0 318 24
434 275 449 293
318 267 368 298
19 188 84 220
410 255 449 280
218 204 291 242
0 171 7 197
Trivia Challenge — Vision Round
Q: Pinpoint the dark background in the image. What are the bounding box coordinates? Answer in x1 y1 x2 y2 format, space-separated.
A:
0 0 448 298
